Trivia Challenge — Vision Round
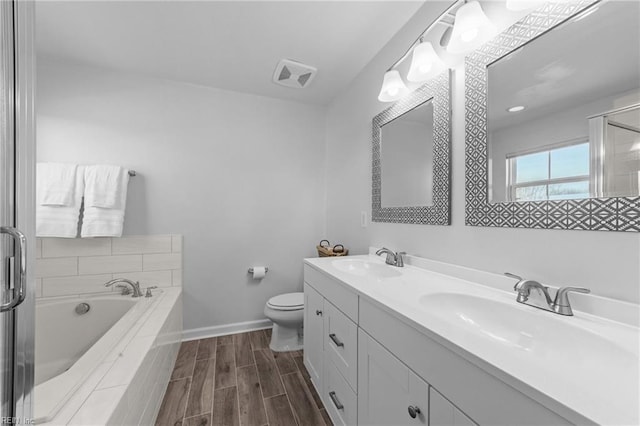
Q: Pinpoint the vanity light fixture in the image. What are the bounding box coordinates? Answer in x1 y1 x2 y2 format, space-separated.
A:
378 0 499 102
407 40 448 82
505 0 546 11
507 105 526 112
377 70 409 102
447 1 497 54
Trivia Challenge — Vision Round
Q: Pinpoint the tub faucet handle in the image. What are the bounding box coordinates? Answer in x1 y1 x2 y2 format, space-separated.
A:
145 286 158 298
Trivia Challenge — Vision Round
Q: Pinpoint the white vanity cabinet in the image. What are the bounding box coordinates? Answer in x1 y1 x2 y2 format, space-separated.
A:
430 388 476 426
303 266 360 425
303 283 324 392
304 261 574 426
358 330 428 426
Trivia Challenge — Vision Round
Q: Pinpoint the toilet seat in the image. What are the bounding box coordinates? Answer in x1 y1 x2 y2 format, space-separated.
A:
267 292 304 311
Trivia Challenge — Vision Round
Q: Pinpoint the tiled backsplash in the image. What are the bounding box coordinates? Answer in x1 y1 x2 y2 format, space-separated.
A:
35 235 182 298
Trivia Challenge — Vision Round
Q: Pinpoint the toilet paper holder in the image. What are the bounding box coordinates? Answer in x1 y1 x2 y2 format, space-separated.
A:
247 267 269 274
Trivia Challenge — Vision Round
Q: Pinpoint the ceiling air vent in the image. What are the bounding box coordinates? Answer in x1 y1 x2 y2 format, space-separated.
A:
273 59 317 89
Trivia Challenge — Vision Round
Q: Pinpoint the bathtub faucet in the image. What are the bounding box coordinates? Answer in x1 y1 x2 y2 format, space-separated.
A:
105 278 143 298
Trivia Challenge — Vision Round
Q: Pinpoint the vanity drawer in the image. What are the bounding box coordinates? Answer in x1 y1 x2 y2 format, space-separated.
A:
324 354 358 426
324 300 358 392
304 264 358 322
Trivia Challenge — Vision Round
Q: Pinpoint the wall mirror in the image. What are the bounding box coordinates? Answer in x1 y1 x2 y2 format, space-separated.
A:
465 0 640 231
373 71 450 225
381 100 434 208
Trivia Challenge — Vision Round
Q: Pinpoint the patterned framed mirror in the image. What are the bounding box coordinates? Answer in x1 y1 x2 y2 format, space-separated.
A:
373 71 451 225
465 0 640 232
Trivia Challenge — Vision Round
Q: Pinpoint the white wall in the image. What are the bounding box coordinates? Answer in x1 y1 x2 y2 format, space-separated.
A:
325 3 640 304
37 58 327 332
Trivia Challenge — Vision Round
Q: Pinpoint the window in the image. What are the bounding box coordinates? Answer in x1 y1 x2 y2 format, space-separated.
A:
507 141 590 202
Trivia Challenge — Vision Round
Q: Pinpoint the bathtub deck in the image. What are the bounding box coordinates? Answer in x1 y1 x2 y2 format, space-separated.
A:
156 328 332 426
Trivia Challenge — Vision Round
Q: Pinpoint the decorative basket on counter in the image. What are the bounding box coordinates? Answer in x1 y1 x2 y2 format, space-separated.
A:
316 240 349 257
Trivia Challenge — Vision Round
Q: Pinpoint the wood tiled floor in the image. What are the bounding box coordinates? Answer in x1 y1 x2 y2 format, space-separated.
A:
156 329 332 426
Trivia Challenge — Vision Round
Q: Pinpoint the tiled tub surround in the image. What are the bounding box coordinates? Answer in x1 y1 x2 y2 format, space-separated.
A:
38 287 182 425
35 234 183 298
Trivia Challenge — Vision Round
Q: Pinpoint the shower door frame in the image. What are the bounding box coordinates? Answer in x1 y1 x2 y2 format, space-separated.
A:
0 0 36 422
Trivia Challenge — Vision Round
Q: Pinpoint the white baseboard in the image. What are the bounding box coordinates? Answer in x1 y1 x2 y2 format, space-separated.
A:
182 318 273 341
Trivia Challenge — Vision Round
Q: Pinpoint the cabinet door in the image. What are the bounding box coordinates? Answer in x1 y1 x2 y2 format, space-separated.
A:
303 283 324 392
358 329 428 426
430 387 476 426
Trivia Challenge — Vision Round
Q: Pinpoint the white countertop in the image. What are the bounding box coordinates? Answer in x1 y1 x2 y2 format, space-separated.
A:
304 254 640 426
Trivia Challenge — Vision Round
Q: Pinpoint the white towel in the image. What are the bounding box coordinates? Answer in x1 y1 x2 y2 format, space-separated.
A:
36 163 78 206
36 166 84 238
81 167 129 237
84 165 125 208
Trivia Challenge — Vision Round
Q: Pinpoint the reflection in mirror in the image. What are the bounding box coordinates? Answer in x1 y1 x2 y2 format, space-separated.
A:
487 0 640 203
380 100 433 207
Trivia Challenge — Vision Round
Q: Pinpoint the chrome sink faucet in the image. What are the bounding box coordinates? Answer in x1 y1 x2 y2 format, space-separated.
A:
105 278 143 298
504 273 590 316
375 247 406 267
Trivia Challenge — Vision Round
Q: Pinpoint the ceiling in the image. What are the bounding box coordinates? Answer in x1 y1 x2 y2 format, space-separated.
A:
36 1 426 105
487 0 640 131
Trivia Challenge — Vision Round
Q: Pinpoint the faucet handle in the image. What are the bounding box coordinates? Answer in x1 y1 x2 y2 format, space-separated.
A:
504 272 525 290
145 286 158 298
396 252 406 267
553 287 590 316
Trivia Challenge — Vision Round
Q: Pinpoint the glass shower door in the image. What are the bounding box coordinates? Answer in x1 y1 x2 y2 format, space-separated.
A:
1 0 30 422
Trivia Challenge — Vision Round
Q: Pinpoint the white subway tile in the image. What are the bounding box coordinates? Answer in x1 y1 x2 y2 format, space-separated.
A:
36 238 42 259
121 270 172 287
35 279 42 298
143 253 181 271
42 237 111 258
171 235 182 253
79 255 142 275
172 269 183 287
36 257 78 278
112 235 172 255
42 274 114 297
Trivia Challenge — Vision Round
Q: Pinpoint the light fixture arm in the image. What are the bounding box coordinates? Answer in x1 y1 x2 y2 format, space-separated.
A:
386 0 465 71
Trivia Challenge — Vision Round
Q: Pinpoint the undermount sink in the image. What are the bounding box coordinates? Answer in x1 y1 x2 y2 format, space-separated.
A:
418 293 636 366
332 259 402 278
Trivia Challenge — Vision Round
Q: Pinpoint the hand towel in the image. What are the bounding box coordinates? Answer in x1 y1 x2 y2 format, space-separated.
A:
36 165 84 238
84 165 125 208
36 163 78 206
81 167 130 237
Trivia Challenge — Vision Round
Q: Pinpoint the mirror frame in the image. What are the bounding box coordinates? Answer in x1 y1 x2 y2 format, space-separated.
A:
465 0 640 232
373 70 451 225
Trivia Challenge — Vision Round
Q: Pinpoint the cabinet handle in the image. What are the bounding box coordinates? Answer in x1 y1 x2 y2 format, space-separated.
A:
329 333 344 347
329 391 344 410
408 405 421 419
316 310 323 316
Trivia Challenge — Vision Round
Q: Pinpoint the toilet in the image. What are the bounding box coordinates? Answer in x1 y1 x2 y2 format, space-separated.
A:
264 292 304 352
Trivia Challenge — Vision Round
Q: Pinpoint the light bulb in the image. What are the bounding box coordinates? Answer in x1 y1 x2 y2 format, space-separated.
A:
377 70 409 102
407 41 447 83
419 62 432 73
461 28 478 42
505 0 546 11
447 1 497 54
